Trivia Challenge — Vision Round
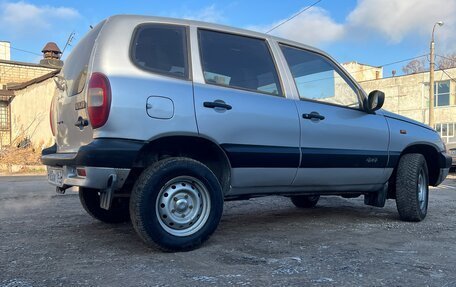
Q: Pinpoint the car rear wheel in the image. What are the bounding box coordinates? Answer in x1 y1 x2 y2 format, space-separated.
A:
79 188 130 223
129 157 223 251
290 195 320 208
395 153 429 222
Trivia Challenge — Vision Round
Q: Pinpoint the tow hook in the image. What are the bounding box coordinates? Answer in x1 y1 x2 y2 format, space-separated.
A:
55 185 69 194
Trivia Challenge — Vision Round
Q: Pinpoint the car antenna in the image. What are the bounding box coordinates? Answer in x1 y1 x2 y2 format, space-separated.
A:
61 31 75 56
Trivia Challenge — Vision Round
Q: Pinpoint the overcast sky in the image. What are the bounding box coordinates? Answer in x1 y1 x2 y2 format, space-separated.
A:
0 0 455 76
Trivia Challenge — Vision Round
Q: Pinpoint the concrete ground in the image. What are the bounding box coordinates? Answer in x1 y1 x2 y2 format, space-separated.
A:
1 174 455 287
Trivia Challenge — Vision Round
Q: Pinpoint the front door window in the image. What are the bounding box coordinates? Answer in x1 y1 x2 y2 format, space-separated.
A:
280 44 361 109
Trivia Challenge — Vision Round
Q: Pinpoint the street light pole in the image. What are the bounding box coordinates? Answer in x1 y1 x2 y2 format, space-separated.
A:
429 21 444 127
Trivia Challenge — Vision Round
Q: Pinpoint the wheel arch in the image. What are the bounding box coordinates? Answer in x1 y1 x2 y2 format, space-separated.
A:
133 135 232 194
400 144 440 185
388 143 441 199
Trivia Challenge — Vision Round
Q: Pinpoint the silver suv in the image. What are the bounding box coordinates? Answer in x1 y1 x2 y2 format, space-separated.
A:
42 15 452 251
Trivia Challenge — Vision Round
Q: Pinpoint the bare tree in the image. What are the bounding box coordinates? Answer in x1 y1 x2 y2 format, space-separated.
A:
437 53 456 70
402 59 426 75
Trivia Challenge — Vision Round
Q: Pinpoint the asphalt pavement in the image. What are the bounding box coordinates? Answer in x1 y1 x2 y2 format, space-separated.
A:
1 174 456 286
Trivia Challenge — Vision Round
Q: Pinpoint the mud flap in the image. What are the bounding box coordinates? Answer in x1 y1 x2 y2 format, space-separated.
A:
364 183 388 208
99 174 117 210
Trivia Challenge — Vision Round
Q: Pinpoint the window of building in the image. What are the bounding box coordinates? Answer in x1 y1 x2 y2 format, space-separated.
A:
280 44 360 108
198 29 282 97
0 102 9 130
435 122 456 143
131 24 189 79
434 80 450 107
0 102 10 147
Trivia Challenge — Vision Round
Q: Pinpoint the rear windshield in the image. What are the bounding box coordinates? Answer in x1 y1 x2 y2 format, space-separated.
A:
62 20 105 97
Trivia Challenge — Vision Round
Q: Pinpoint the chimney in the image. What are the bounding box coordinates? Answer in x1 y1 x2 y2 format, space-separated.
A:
0 41 11 61
40 42 63 68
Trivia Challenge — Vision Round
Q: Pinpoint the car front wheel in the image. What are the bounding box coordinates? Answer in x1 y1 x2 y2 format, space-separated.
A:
395 153 429 221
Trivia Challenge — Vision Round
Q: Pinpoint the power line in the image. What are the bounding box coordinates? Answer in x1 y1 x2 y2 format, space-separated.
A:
266 0 323 34
435 54 456 62
435 54 456 71
287 54 430 85
0 42 41 57
348 54 428 75
440 68 456 84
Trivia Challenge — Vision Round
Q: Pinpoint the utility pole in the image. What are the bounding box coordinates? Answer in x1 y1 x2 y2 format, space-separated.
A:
429 21 444 127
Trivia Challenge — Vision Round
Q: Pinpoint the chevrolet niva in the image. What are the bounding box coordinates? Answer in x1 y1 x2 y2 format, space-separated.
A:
42 15 452 251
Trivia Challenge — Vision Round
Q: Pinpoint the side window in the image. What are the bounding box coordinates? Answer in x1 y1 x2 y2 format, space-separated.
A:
280 44 360 108
132 24 189 79
198 29 282 97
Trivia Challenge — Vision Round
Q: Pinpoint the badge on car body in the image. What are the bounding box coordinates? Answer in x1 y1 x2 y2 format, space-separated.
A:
75 100 87 110
366 157 378 164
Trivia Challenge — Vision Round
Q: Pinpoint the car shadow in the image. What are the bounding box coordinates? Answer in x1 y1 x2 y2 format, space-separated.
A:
66 196 401 254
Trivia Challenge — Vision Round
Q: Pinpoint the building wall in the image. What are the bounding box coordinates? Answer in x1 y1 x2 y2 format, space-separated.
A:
0 61 55 87
0 42 11 61
359 68 456 143
342 61 383 82
10 78 55 150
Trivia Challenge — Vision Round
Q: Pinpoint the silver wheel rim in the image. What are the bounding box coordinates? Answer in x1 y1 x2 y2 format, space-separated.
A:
156 176 211 237
417 168 428 212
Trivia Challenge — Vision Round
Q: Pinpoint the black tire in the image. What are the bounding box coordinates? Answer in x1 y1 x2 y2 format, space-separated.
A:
395 153 429 222
79 188 130 223
130 157 224 251
290 195 320 208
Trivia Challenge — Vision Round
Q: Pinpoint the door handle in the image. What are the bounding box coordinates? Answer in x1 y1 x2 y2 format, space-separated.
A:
303 112 325 121
203 101 232 110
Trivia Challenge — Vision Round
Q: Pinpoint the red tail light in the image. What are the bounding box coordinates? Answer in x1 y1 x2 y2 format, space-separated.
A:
50 97 56 136
87 72 111 129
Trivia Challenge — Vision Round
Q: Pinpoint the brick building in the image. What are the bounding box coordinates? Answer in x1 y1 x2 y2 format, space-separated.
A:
0 41 60 148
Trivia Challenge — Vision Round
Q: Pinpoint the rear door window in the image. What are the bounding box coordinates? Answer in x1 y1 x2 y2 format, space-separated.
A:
131 24 189 79
198 29 283 97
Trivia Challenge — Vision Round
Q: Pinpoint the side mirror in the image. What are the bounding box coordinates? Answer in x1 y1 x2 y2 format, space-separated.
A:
366 90 385 113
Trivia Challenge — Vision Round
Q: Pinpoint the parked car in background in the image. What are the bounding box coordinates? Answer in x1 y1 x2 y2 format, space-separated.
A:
447 143 456 168
41 15 452 251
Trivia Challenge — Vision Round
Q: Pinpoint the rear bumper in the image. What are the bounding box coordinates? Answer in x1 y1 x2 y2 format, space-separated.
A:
41 139 145 168
41 139 145 189
46 166 130 190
